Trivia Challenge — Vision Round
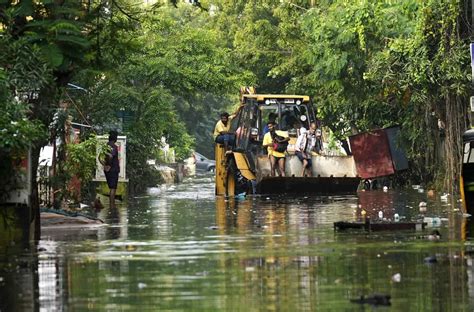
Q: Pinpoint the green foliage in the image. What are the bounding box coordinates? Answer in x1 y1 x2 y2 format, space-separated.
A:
0 35 50 201
0 92 45 152
65 135 100 184
364 0 470 188
1 1 91 74
2 0 470 197
66 4 250 192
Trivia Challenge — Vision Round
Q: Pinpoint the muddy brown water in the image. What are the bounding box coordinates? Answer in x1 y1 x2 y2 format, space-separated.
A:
1 174 474 311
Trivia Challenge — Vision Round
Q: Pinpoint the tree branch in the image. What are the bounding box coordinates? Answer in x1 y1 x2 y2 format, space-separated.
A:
111 0 140 22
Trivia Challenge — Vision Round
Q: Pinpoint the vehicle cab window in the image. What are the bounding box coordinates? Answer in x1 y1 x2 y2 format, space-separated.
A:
464 142 474 164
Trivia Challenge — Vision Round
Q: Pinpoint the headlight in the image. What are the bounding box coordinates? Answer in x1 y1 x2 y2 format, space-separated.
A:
296 100 301 105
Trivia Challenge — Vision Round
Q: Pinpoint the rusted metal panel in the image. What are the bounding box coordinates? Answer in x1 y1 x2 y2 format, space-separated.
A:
349 129 394 179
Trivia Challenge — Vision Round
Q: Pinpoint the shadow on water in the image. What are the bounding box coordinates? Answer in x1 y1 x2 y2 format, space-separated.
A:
1 176 474 311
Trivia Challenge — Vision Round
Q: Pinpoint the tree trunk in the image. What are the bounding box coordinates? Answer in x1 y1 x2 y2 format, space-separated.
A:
30 145 41 241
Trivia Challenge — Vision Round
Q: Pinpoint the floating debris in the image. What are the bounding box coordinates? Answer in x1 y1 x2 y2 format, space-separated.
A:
424 256 437 264
391 273 401 283
427 230 441 240
235 192 246 199
334 219 426 232
423 217 441 228
394 213 400 222
351 294 391 306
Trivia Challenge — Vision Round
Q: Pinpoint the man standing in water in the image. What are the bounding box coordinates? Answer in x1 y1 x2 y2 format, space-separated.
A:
103 130 120 209
262 121 290 177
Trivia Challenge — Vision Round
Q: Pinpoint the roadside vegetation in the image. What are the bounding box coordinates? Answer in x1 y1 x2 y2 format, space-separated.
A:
0 0 470 208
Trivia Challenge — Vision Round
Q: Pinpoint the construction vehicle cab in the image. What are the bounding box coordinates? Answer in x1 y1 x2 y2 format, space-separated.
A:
215 91 360 196
461 129 474 214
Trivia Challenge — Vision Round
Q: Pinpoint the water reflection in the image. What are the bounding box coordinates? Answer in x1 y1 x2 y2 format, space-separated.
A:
1 177 474 310
97 203 128 240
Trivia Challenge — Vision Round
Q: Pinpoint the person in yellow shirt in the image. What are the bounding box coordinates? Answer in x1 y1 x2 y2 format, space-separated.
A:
214 111 238 153
262 121 290 177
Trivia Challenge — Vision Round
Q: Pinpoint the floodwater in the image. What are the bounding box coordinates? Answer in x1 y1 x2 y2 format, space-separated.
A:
1 174 474 311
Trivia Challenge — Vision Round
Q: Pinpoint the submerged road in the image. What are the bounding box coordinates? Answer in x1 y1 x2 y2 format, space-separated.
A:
0 173 473 311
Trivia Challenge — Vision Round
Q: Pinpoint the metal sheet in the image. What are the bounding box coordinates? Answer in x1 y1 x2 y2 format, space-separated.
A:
385 126 409 171
258 154 357 179
349 129 394 179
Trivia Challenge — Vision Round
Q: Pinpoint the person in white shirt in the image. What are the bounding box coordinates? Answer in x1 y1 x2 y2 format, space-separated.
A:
299 115 308 136
295 122 318 177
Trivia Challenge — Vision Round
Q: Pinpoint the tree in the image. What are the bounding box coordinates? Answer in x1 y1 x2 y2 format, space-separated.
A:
0 0 97 238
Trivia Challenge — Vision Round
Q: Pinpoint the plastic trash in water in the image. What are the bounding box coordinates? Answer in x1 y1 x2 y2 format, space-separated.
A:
394 213 400 222
423 217 441 227
419 202 427 213
235 192 246 200
432 217 441 227
391 273 401 283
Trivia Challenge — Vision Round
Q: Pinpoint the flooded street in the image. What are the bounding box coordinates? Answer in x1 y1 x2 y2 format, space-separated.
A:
1 174 474 311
